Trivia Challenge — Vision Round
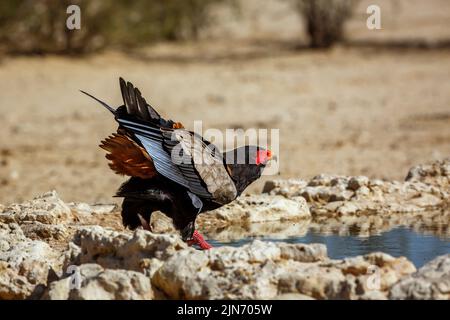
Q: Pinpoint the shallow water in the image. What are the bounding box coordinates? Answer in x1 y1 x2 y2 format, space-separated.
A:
210 226 450 268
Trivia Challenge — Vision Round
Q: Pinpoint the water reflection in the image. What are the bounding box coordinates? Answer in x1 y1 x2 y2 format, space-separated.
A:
203 210 450 268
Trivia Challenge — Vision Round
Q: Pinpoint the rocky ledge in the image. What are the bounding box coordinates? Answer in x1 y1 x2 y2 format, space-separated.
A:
0 160 449 300
263 159 449 217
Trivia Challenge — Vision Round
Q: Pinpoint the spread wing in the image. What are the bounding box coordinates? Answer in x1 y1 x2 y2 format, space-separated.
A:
166 129 237 204
86 78 238 204
114 79 237 204
99 131 157 179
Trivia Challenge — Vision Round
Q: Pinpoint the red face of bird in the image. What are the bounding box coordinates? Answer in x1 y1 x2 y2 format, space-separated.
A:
224 146 275 167
224 145 274 193
255 149 273 166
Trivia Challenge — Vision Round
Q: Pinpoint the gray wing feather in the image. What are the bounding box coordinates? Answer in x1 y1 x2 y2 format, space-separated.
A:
187 191 203 213
119 118 213 199
135 133 190 188
163 129 237 203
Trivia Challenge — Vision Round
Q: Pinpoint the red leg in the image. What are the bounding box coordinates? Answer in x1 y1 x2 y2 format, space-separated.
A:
187 230 213 250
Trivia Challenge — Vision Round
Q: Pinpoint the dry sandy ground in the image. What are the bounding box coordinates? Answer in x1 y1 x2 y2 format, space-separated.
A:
0 0 449 205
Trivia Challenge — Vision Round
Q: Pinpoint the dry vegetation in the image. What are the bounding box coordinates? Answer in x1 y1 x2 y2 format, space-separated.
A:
0 0 235 54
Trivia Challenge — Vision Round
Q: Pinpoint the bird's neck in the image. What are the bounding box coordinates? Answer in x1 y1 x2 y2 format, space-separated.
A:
225 163 260 195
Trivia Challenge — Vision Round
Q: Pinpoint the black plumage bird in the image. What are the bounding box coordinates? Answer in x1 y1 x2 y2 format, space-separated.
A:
81 78 273 249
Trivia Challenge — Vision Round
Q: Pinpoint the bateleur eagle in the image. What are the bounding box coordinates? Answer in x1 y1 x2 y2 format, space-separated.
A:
81 78 273 249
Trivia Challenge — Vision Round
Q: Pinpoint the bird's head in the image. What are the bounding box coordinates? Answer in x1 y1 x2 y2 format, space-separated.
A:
223 145 275 194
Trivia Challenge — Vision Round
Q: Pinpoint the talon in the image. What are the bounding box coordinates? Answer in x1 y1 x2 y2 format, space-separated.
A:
187 230 213 250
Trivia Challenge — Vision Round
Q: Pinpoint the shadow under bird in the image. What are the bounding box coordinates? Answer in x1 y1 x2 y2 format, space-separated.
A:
81 78 273 249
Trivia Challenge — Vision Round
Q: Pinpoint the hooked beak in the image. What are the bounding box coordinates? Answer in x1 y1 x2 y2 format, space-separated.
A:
266 150 277 162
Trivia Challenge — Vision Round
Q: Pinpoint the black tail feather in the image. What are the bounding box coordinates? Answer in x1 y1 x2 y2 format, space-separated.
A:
83 78 169 126
134 87 152 120
119 77 160 122
80 90 116 114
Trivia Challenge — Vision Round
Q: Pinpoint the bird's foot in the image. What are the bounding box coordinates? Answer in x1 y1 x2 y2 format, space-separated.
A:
187 230 213 250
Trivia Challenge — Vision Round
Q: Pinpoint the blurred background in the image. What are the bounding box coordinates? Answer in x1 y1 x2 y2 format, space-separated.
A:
0 0 449 204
